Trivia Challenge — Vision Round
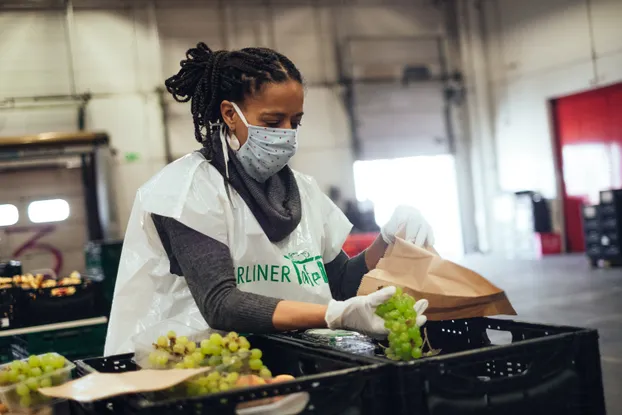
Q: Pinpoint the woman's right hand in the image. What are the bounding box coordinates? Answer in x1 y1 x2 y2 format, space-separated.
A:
381 205 434 247
324 286 396 338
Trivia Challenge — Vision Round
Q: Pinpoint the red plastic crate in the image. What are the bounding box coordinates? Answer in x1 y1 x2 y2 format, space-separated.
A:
535 232 562 256
343 233 378 257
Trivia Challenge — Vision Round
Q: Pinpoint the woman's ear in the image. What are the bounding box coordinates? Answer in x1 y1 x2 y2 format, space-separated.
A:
220 101 236 132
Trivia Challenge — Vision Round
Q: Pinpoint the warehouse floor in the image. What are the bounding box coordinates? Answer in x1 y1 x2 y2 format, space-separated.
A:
459 254 622 414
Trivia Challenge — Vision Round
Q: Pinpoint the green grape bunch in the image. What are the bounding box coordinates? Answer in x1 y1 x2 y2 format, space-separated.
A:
375 286 430 361
185 332 272 397
0 353 68 409
148 331 274 397
147 330 190 368
185 370 240 396
194 332 270 376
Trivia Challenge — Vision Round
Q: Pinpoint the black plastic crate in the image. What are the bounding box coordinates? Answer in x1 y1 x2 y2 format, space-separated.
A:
10 323 107 361
584 230 601 245
270 318 606 415
599 189 622 206
599 203 618 217
582 205 601 239
0 260 22 278
582 205 600 220
0 302 22 331
602 231 619 244
587 242 622 261
84 240 123 317
601 244 621 256
72 335 389 415
0 287 23 330
0 286 21 306
582 218 600 232
21 281 100 326
0 339 12 364
586 244 602 258
600 216 619 232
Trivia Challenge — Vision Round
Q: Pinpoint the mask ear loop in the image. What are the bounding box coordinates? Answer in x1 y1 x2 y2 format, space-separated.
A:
218 124 230 180
219 103 251 208
231 102 250 127
218 124 238 209
218 102 246 209
220 123 246 209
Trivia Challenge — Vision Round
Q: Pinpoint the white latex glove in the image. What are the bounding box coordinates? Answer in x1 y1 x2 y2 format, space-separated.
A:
325 286 396 337
381 205 435 247
414 298 429 327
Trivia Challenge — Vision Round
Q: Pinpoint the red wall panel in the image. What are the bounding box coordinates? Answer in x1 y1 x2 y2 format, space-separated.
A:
553 83 622 252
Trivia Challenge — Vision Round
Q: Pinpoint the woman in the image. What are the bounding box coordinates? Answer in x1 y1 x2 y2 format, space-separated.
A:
104 43 434 355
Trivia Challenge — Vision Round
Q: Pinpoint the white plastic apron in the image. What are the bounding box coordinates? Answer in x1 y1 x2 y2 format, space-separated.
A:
104 152 352 356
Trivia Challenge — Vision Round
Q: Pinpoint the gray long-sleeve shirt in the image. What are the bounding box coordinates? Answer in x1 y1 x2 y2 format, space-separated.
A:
151 214 368 333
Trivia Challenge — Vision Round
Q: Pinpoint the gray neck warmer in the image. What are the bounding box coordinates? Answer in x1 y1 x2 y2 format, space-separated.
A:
200 145 302 243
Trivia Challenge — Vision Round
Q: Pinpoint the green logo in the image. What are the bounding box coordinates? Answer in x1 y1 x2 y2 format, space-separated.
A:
235 250 328 287
285 251 328 287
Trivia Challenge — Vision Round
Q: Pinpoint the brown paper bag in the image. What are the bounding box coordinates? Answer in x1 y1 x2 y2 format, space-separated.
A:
40 369 311 414
357 238 516 320
39 368 209 402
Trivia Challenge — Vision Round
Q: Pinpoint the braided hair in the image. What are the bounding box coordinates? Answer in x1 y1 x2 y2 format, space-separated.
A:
164 43 303 158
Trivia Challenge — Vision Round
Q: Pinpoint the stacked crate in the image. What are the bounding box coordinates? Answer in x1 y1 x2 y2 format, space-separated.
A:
583 205 602 259
0 261 23 331
598 190 622 258
84 240 123 317
583 189 622 266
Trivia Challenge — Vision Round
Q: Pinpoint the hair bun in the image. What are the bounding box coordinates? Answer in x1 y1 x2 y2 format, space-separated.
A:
165 42 216 102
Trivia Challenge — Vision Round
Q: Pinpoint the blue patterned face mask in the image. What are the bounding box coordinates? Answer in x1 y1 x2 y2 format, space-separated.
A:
230 102 298 183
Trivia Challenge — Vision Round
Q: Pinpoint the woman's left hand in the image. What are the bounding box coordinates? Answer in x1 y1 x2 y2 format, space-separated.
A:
381 205 435 247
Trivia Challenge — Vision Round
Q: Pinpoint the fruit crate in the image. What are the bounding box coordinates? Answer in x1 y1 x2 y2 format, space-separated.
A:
0 287 23 331
270 317 606 415
0 338 12 364
71 335 389 415
11 323 107 362
0 261 22 279
84 239 123 317
0 286 21 306
0 353 75 412
21 280 101 327
0 302 22 332
1 261 24 331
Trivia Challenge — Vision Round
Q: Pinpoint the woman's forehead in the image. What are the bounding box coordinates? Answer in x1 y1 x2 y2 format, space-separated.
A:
245 81 304 114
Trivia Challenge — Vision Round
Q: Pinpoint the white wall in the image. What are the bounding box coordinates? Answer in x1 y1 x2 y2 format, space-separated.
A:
156 1 447 200
458 0 622 251
0 7 165 231
487 0 622 197
0 1 450 232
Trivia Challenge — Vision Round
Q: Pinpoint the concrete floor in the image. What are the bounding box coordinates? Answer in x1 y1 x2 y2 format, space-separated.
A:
457 254 622 415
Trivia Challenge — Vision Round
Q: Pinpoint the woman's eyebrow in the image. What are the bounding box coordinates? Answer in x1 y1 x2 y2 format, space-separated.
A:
260 111 304 117
260 112 285 117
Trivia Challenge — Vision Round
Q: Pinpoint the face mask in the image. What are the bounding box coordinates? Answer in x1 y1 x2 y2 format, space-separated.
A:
229 102 298 183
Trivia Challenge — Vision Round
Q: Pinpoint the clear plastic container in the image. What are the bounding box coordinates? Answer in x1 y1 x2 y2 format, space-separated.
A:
132 320 211 370
302 329 377 355
0 353 75 412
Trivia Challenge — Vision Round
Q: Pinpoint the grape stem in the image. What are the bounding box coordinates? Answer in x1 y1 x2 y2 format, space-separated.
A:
423 327 431 350
422 327 441 357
